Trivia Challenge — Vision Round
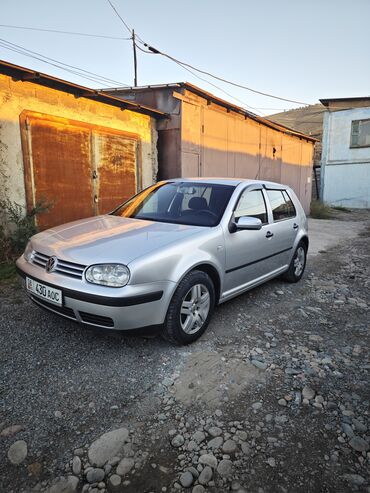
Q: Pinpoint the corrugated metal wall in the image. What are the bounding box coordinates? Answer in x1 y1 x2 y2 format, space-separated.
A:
180 91 314 213
21 112 139 230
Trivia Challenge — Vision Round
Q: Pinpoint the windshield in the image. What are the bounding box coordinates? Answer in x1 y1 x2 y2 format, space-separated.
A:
111 181 235 227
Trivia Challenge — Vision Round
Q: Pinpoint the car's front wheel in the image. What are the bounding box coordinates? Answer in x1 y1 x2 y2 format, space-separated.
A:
162 270 215 345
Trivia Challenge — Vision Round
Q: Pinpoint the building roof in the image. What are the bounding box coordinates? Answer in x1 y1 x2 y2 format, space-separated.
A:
105 82 318 143
0 59 167 119
320 96 370 106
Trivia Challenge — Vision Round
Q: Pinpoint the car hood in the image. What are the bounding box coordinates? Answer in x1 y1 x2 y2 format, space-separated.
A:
30 215 203 266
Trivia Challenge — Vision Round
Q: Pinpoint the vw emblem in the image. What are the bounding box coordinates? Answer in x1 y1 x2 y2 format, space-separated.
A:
45 256 57 273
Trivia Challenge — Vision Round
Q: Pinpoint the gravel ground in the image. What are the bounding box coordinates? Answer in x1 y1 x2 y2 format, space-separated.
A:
0 211 369 493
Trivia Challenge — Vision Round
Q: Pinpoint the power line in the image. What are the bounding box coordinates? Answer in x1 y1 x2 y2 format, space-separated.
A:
105 0 132 35
0 24 131 40
0 38 130 87
103 0 310 107
140 41 311 106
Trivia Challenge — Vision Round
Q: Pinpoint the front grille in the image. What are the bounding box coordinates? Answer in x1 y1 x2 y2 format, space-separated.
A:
32 251 86 279
30 295 76 319
79 311 114 328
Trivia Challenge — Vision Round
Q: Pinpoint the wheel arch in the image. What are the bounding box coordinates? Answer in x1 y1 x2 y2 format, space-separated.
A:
178 262 222 305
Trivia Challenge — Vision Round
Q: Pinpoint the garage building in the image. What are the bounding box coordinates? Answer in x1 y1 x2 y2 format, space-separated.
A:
0 60 165 230
105 83 316 214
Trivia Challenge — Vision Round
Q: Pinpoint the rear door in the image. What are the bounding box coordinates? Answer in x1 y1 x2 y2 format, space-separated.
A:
262 189 299 269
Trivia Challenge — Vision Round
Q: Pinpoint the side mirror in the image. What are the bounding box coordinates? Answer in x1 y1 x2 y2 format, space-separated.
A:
236 216 262 230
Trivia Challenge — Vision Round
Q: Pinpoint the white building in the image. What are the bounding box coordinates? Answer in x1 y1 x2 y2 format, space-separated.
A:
320 97 370 208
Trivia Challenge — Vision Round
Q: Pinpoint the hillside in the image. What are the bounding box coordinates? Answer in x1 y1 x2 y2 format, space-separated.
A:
267 103 325 140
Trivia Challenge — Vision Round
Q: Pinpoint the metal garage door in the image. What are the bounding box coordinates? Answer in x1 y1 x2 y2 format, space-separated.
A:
21 112 139 230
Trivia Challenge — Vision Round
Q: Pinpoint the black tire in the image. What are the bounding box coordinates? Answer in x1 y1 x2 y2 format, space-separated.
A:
283 241 307 283
162 270 215 345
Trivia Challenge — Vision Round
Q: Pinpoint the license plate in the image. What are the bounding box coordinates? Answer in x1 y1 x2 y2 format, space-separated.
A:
26 277 62 306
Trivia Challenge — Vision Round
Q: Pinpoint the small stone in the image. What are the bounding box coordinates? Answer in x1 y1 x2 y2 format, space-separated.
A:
171 435 185 448
192 431 206 444
302 386 315 400
252 402 262 411
72 456 81 476
207 436 223 449
349 436 369 452
342 474 365 486
199 454 218 469
352 419 367 433
187 440 198 452
86 468 105 483
267 457 276 467
251 360 268 370
7 440 28 465
198 466 213 485
222 439 237 454
116 458 135 476
192 486 205 493
278 398 287 407
54 411 62 419
179 471 194 488
342 423 354 439
0 425 24 437
208 427 222 437
215 409 222 417
217 459 233 477
108 475 122 488
88 428 129 467
47 476 79 493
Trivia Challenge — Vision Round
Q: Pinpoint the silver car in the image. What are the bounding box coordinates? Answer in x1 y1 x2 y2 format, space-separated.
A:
17 178 308 344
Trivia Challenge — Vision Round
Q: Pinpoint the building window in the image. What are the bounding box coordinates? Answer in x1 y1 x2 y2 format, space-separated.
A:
350 119 370 148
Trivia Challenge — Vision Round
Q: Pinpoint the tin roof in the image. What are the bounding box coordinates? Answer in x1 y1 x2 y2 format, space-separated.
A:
320 96 370 106
105 82 318 143
0 59 167 119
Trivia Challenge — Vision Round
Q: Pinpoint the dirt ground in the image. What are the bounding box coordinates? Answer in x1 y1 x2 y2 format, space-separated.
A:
0 210 369 493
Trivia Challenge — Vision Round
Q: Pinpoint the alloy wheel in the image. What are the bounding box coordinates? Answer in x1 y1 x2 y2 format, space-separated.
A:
180 283 211 334
293 246 305 277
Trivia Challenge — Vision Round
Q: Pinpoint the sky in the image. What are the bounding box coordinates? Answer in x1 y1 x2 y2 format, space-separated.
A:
1 0 370 116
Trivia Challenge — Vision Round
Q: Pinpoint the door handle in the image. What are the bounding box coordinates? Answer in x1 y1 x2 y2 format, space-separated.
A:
265 231 274 238
293 223 299 230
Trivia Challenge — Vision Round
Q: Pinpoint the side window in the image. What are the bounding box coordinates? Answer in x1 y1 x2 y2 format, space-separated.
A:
282 190 296 217
234 190 267 224
267 190 296 221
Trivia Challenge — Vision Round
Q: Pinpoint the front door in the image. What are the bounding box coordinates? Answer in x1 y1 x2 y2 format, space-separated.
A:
223 188 278 296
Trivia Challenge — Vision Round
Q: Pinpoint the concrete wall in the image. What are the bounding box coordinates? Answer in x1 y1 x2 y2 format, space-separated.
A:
0 74 157 208
321 107 370 208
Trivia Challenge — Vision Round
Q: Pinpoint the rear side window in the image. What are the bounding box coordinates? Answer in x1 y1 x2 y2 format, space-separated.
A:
267 190 296 221
234 189 267 224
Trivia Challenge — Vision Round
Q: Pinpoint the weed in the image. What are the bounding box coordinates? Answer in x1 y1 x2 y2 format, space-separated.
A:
310 200 333 219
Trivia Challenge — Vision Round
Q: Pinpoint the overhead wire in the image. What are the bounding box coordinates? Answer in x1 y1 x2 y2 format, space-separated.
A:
0 38 130 87
105 0 133 36
0 24 131 40
104 0 311 107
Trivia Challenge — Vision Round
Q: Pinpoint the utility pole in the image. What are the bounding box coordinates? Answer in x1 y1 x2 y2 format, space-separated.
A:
132 29 137 87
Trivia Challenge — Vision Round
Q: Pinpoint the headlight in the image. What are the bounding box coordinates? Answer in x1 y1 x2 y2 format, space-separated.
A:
85 264 130 287
23 241 34 263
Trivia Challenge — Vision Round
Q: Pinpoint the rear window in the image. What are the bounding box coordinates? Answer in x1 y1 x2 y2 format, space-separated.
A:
267 190 296 221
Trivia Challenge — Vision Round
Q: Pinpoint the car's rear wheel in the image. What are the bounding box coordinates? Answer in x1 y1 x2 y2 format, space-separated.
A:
162 270 215 345
283 241 307 282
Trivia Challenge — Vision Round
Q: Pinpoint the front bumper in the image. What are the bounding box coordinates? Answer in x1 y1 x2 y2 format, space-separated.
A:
16 257 176 331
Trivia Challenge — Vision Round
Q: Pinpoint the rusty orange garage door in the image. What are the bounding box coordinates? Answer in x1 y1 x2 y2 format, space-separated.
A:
20 112 139 230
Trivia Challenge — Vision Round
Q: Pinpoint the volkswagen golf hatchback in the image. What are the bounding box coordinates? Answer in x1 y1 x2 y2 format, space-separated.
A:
17 178 308 344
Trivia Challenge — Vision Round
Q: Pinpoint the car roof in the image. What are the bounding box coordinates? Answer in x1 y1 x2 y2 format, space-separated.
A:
166 177 288 189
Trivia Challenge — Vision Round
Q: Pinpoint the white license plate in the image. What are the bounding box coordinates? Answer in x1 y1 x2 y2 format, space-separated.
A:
26 277 62 306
